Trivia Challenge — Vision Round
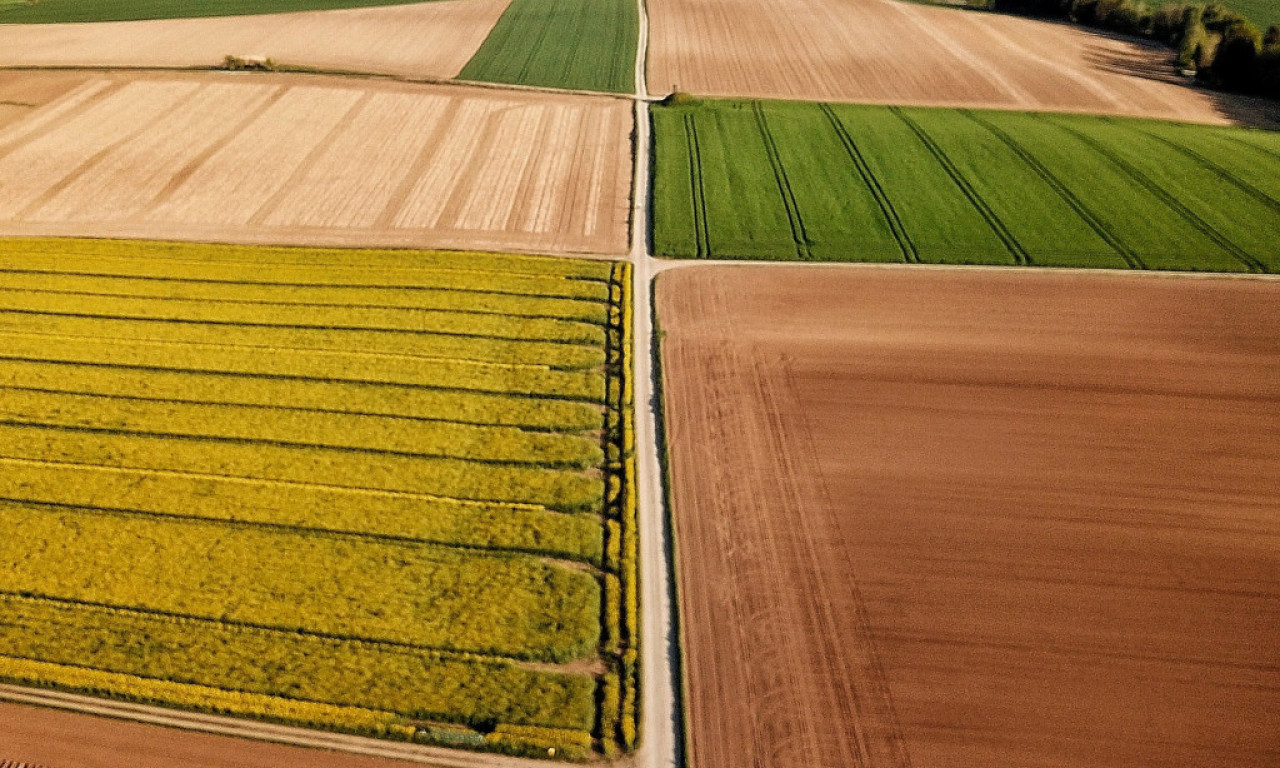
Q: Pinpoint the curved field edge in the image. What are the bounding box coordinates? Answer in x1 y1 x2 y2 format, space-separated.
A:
0 0 437 23
650 99 1280 271
0 238 636 760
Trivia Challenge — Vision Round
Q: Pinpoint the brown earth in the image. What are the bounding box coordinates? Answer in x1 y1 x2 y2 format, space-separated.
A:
0 0 510 80
0 70 631 255
647 0 1277 124
0 701 432 768
657 265 1280 768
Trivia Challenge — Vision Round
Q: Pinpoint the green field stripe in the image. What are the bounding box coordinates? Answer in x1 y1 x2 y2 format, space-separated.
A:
819 103 918 263
0 594 596 732
0 501 600 663
1037 115 1265 273
959 110 1140 269
752 102 813 260
891 107 1029 266
0 388 603 469
1127 127 1280 216
0 331 605 402
0 271 610 324
0 460 602 563
0 310 606 371
458 0 637 93
0 253 611 302
1129 124 1280 206
0 360 603 433
0 238 614 281
0 424 604 512
684 114 711 260
0 286 604 345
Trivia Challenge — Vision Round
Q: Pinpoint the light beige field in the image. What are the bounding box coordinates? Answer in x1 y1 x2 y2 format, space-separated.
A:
659 265 1280 768
0 71 631 255
647 0 1268 123
0 0 509 80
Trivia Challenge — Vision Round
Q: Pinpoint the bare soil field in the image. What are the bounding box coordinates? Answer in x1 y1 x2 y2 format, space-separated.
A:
0 0 509 80
0 701 427 768
658 265 1280 768
0 71 631 254
646 0 1267 123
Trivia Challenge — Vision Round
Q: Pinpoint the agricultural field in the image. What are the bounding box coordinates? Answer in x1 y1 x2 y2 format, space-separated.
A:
657 264 1280 768
0 237 640 760
0 0 510 81
653 99 1280 270
0 72 631 255
644 0 1248 119
0 0 425 23
458 0 638 92
1148 0 1280 32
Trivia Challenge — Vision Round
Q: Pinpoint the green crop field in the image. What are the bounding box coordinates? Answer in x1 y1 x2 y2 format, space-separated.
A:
0 238 639 760
1149 0 1280 31
652 99 1280 272
0 0 425 23
458 0 637 93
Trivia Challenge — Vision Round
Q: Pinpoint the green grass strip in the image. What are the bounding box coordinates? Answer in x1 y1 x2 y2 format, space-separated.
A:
0 595 596 731
0 0 435 23
0 501 600 662
458 0 637 93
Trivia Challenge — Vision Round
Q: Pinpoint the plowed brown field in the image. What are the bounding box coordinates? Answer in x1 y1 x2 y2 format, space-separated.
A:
0 0 509 80
647 0 1249 122
658 266 1280 768
0 71 631 254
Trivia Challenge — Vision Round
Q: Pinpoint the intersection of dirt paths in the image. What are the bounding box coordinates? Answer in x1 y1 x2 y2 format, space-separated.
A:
658 265 1280 768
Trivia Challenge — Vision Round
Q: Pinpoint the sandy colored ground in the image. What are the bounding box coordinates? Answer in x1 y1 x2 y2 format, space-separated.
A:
0 70 631 254
0 0 510 80
0 701 432 768
647 0 1273 124
658 265 1280 768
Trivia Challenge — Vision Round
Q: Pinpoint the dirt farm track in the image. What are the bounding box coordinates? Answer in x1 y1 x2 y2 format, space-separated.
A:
0 70 631 254
658 266 1280 768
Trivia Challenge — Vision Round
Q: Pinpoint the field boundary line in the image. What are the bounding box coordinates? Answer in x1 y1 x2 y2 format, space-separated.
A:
819 103 918 264
960 110 1143 269
1035 114 1266 273
648 258 1280 281
751 102 813 260
1121 122 1280 217
890 107 1029 266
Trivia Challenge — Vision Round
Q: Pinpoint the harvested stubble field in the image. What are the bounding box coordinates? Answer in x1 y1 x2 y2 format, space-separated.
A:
0 0 432 22
646 0 1255 120
0 0 510 81
0 237 637 759
658 265 1280 768
0 71 631 255
653 99 1280 270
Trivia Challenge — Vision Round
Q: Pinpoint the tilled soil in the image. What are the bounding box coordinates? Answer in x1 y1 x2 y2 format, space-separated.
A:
646 0 1261 123
0 0 511 80
657 265 1280 768
0 71 631 255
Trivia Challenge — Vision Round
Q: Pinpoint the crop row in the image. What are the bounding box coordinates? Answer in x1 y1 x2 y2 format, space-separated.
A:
0 332 606 402
0 310 606 371
0 594 596 731
0 359 605 433
0 500 600 662
653 100 1280 271
0 239 616 281
0 287 607 346
0 424 603 512
0 459 604 563
0 247 613 301
0 270 610 324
